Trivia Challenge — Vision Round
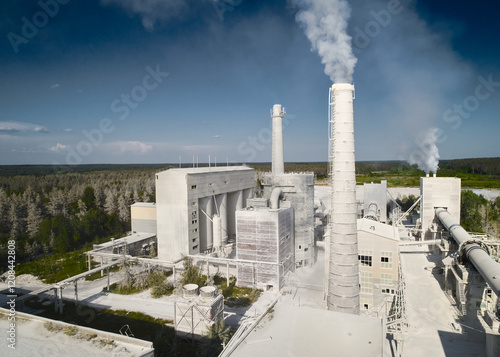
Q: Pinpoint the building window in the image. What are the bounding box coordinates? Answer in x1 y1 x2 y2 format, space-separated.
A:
192 238 197 242
360 271 373 294
298 245 302 249
358 251 372 267
192 245 198 250
380 273 392 285
381 252 393 268
382 289 391 294
192 219 198 224
304 248 308 252
364 304 369 310
191 185 197 189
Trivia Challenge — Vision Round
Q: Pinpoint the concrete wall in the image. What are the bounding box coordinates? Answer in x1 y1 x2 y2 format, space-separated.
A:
420 176 461 240
156 167 255 262
131 203 157 234
263 173 315 267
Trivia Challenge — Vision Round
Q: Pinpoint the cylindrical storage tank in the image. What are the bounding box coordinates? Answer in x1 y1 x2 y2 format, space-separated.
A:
213 214 222 251
182 284 199 297
328 83 360 315
199 196 214 251
215 193 228 245
200 286 216 298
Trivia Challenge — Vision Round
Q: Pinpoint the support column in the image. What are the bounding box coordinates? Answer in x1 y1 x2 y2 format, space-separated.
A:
243 188 253 208
226 263 230 286
58 286 64 314
87 253 91 271
173 266 176 282
53 288 58 313
106 267 110 292
101 256 104 277
74 280 78 304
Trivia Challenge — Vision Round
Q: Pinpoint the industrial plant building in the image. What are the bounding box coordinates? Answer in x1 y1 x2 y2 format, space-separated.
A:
155 166 255 262
357 218 400 311
236 200 295 290
261 105 315 268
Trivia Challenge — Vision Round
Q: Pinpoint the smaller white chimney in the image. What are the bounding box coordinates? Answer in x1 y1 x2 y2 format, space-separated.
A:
271 104 286 175
433 172 437 178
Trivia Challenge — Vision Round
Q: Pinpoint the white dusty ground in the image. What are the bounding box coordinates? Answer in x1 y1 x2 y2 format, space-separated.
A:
400 244 486 356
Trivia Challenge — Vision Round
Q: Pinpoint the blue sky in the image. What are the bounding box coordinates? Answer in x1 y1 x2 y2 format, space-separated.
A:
1 0 499 165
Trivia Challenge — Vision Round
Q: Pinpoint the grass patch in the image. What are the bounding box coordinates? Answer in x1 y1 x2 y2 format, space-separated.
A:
214 276 262 307
64 325 78 336
16 248 91 284
106 282 144 295
104 309 172 325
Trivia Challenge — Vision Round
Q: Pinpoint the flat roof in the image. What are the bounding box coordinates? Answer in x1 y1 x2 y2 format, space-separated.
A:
131 202 156 207
93 232 156 250
357 218 399 241
156 166 253 176
231 302 383 356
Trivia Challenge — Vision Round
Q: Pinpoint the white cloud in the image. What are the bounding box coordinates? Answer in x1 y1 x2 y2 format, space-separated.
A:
49 143 68 153
50 84 60 89
0 121 48 134
63 128 73 132
112 141 153 154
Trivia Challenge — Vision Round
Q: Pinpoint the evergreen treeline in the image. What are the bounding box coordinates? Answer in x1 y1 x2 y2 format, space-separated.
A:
0 170 156 269
440 158 500 175
461 190 500 235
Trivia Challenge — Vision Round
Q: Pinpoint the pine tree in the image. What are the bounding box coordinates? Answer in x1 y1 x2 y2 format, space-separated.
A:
104 188 117 215
8 198 20 236
26 196 43 237
117 195 130 222
76 199 87 219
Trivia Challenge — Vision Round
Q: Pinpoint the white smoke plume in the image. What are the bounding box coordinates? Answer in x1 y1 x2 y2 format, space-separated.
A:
101 0 188 30
408 127 440 174
292 0 357 83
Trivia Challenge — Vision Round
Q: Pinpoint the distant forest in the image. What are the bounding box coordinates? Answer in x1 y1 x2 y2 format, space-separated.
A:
0 170 155 268
0 158 498 269
0 157 499 177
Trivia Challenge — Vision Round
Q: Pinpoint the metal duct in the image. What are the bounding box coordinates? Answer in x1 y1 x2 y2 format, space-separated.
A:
365 202 379 221
436 207 500 296
328 83 360 314
270 187 283 210
271 104 285 175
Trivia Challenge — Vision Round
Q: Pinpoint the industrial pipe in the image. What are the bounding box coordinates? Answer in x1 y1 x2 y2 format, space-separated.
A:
270 187 283 209
365 202 379 221
436 207 500 296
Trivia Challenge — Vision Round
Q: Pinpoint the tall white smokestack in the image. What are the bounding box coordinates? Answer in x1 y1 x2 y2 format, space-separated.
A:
271 104 286 175
328 83 360 314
